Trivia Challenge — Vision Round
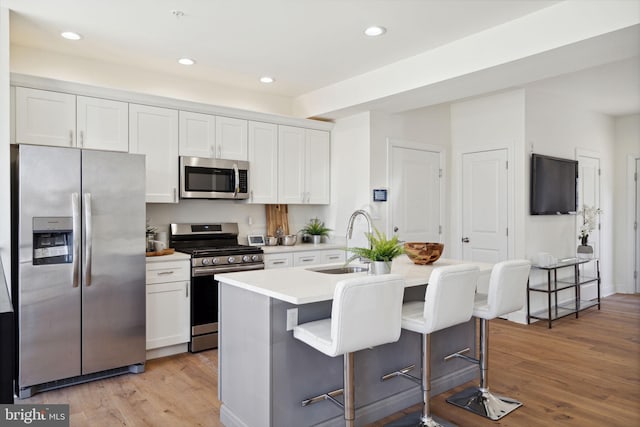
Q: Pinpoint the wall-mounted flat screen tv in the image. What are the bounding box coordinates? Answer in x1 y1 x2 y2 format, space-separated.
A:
530 153 578 215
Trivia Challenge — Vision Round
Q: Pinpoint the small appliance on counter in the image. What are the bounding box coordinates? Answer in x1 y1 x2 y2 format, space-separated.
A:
170 223 264 352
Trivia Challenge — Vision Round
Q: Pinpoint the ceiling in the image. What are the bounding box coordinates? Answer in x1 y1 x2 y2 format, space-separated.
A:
4 0 639 118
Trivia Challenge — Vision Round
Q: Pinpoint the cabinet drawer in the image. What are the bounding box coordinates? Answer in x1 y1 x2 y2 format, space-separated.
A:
321 250 345 264
293 251 320 267
264 254 293 269
146 260 190 284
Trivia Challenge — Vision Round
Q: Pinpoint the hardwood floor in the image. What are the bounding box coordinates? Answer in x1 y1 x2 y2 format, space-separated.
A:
18 294 639 427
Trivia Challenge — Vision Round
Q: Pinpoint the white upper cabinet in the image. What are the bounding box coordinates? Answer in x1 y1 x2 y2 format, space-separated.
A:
278 125 330 204
179 112 248 161
129 104 179 203
15 87 76 147
305 129 331 204
248 121 278 204
76 96 128 152
15 87 129 152
278 125 306 204
179 111 216 158
216 116 248 161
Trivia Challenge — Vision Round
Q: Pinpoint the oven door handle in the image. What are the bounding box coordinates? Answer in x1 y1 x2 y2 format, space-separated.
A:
192 263 265 276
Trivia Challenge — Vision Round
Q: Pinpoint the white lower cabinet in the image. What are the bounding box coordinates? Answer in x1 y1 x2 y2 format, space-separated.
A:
264 253 293 269
146 259 190 352
265 248 346 269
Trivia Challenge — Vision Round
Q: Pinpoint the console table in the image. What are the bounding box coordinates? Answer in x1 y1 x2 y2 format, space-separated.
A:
527 258 600 329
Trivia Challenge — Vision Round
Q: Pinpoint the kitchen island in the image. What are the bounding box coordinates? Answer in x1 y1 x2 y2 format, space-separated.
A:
216 256 492 427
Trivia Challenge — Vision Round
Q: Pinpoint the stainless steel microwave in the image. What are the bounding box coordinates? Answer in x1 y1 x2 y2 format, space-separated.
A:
179 156 249 199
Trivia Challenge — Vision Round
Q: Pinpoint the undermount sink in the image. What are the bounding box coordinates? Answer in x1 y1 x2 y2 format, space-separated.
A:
308 266 368 274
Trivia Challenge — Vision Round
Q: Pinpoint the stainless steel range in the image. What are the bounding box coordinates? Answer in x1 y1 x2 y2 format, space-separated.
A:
170 223 264 352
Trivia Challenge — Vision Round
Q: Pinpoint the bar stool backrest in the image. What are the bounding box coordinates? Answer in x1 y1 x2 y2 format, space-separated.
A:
482 260 532 320
331 274 404 356
422 264 480 333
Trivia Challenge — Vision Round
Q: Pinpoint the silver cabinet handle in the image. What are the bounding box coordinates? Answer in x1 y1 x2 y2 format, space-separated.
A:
327 255 340 260
173 187 177 203
186 282 189 298
272 261 286 265
157 271 175 275
79 130 84 147
217 145 222 158
210 145 215 157
71 193 80 288
69 130 74 146
250 190 254 202
84 193 93 287
299 257 315 262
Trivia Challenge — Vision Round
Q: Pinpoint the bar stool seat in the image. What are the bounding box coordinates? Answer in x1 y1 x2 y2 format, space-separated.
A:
447 260 531 421
293 274 405 427
381 264 480 427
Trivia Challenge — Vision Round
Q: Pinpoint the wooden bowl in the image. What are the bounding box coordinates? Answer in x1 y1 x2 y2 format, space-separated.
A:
404 242 444 265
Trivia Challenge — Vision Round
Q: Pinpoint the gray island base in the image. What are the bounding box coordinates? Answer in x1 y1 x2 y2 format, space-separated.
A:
217 257 492 427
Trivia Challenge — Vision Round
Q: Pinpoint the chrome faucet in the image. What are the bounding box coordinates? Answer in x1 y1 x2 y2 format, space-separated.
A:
346 209 374 244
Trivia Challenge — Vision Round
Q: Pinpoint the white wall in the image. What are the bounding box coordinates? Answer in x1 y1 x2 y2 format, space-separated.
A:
11 45 294 117
613 114 640 293
525 90 616 299
0 5 11 291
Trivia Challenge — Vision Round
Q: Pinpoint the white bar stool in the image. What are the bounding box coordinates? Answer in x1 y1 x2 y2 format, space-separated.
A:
381 264 480 427
293 274 405 427
447 260 531 420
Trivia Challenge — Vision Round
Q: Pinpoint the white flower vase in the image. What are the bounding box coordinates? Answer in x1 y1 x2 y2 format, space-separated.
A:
370 261 391 275
577 236 593 259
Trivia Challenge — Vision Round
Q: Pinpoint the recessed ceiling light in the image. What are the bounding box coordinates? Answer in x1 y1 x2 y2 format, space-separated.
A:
260 76 275 84
364 26 386 37
178 58 195 65
61 31 82 40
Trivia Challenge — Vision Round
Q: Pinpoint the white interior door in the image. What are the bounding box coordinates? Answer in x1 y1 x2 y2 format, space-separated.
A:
390 143 441 242
461 149 508 263
636 158 639 293
577 152 600 299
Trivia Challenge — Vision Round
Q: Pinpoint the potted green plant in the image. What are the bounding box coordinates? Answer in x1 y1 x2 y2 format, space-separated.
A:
301 218 332 244
346 227 404 274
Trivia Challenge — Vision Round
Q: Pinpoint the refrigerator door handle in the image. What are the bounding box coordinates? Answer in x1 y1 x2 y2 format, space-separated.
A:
72 192 81 288
84 193 93 287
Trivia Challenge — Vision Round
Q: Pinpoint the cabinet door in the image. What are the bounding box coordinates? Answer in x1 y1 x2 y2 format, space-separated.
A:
305 129 331 204
129 104 179 203
77 96 129 152
146 281 190 349
179 111 216 158
248 121 278 204
264 253 293 269
15 87 76 147
293 251 320 267
278 125 306 204
216 116 248 160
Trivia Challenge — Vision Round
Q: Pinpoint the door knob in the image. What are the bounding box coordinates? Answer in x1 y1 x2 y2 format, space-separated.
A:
461 237 470 243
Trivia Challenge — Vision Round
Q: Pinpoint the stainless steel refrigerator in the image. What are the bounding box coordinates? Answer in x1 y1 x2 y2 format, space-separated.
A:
11 144 146 398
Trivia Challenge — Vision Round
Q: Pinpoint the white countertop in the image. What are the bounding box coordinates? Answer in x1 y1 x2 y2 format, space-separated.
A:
145 251 191 263
216 255 493 305
261 242 345 254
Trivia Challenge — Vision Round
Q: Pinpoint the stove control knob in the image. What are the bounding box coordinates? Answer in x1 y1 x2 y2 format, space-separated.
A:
227 256 236 264
211 257 220 265
242 255 251 263
251 255 261 262
201 258 210 266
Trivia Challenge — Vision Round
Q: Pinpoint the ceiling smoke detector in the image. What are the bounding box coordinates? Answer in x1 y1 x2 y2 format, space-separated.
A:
364 26 386 37
61 31 82 40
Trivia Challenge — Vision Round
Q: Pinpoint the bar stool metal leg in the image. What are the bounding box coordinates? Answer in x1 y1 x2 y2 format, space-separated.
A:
446 319 522 420
345 352 355 427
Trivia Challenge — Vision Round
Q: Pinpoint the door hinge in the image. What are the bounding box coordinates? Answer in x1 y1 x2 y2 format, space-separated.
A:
598 223 601 231
598 168 601 176
635 270 638 279
439 225 442 235
506 227 508 237
506 161 508 169
439 168 443 178
634 221 637 231
635 172 638 182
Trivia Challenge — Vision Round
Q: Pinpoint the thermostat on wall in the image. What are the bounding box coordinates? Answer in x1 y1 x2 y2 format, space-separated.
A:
247 235 265 246
373 189 388 202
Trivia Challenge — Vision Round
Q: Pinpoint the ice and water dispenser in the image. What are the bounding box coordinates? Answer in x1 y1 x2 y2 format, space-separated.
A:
32 217 73 265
